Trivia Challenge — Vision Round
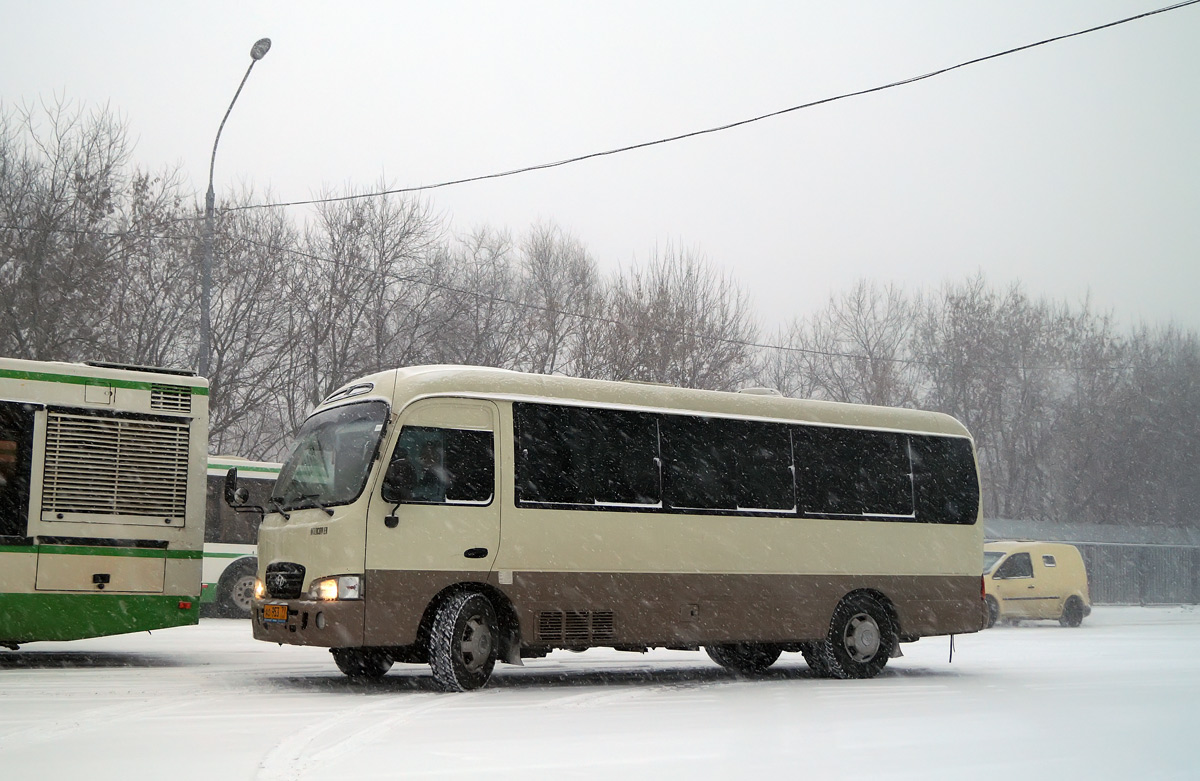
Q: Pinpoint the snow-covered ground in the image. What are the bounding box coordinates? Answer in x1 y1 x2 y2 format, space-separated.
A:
2 606 1196 780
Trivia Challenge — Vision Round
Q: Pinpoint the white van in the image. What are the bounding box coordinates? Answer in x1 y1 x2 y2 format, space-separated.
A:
983 541 1091 627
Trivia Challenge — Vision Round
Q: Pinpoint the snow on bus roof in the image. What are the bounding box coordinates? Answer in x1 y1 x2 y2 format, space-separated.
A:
319 365 971 439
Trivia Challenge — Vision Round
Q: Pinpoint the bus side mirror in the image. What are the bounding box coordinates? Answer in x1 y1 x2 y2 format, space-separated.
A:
224 467 249 507
381 456 414 504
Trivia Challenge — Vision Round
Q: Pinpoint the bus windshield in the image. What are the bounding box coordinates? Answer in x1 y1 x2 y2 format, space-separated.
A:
273 401 389 512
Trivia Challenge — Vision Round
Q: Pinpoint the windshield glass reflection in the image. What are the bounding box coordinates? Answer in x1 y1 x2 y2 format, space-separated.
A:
272 401 388 512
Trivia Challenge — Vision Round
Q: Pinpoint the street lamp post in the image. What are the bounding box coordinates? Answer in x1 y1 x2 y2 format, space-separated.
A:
199 37 271 378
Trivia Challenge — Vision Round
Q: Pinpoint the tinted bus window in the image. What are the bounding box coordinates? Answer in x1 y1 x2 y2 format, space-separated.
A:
514 404 660 507
205 475 274 544
0 402 36 538
734 420 795 512
583 408 660 506
911 435 979 524
515 403 589 505
794 427 913 518
662 416 794 513
662 415 735 511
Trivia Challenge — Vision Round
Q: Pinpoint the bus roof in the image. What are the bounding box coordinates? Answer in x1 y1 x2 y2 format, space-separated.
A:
0 357 208 393
318 365 972 439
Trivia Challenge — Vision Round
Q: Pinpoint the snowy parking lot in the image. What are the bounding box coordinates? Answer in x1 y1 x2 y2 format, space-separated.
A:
1 605 1196 780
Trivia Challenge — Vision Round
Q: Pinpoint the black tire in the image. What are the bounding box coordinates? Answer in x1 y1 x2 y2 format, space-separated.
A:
705 643 782 675
331 647 393 679
216 559 257 618
824 593 896 680
985 595 1000 629
429 592 499 691
1060 597 1085 628
800 642 834 677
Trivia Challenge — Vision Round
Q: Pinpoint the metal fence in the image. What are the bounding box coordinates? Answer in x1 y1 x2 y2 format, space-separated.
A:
986 519 1200 606
1076 544 1200 605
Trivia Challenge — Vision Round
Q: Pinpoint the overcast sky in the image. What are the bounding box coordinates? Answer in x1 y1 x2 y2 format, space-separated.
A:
4 1 1198 335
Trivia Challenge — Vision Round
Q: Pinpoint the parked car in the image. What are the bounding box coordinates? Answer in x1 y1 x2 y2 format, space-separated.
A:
983 541 1091 628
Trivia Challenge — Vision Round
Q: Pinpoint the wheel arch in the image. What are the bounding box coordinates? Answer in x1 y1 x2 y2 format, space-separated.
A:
416 582 521 664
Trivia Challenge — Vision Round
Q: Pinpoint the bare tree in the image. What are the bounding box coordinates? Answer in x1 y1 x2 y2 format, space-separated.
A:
267 188 444 441
598 246 759 390
436 226 524 367
0 99 134 360
97 168 194 369
914 276 1065 521
203 195 300 457
514 222 603 376
771 280 919 406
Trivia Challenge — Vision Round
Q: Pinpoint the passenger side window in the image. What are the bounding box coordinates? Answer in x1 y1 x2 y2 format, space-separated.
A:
514 403 661 507
794 426 913 517
661 415 794 512
910 435 979 524
0 401 36 539
587 409 660 506
388 426 494 505
994 552 1034 579
662 415 736 510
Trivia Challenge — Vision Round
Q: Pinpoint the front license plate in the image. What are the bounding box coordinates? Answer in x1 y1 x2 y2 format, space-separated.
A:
262 603 288 623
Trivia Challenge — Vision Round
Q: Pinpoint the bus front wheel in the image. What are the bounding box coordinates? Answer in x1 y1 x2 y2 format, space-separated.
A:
429 591 499 691
705 643 781 675
824 592 896 679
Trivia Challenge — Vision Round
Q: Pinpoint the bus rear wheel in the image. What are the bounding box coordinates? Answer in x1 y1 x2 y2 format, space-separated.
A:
705 643 781 675
429 591 499 691
332 647 393 679
800 642 834 677
824 593 896 679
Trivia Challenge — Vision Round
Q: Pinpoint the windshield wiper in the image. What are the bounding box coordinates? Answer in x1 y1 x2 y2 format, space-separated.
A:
295 493 335 516
267 496 292 520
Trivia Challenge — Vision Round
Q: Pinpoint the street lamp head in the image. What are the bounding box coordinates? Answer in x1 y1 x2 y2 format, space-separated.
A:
250 38 272 60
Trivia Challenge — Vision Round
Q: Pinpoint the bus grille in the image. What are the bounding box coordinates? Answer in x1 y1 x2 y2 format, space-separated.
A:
41 412 191 520
265 562 306 599
150 384 192 413
536 610 615 643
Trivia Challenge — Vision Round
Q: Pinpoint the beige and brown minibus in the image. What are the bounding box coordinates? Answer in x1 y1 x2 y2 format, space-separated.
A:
237 365 986 690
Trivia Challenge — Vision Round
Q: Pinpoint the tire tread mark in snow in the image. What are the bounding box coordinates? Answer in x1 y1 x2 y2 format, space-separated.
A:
256 693 479 780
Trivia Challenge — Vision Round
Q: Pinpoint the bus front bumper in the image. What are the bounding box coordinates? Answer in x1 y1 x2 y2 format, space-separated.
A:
252 598 365 648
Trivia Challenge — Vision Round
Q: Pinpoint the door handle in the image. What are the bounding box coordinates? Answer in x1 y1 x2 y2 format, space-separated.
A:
464 548 488 559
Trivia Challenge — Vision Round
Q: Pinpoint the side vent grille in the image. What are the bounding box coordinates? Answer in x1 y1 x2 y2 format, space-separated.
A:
535 610 615 644
42 412 191 521
151 384 191 413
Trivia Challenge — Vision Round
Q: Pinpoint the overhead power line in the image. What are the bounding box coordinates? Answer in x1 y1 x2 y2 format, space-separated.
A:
0 219 1135 374
226 0 1200 213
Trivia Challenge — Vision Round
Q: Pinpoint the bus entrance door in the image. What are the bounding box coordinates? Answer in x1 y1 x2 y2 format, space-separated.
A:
363 398 501 645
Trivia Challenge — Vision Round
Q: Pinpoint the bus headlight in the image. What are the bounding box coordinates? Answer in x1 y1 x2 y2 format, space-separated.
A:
308 575 362 601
